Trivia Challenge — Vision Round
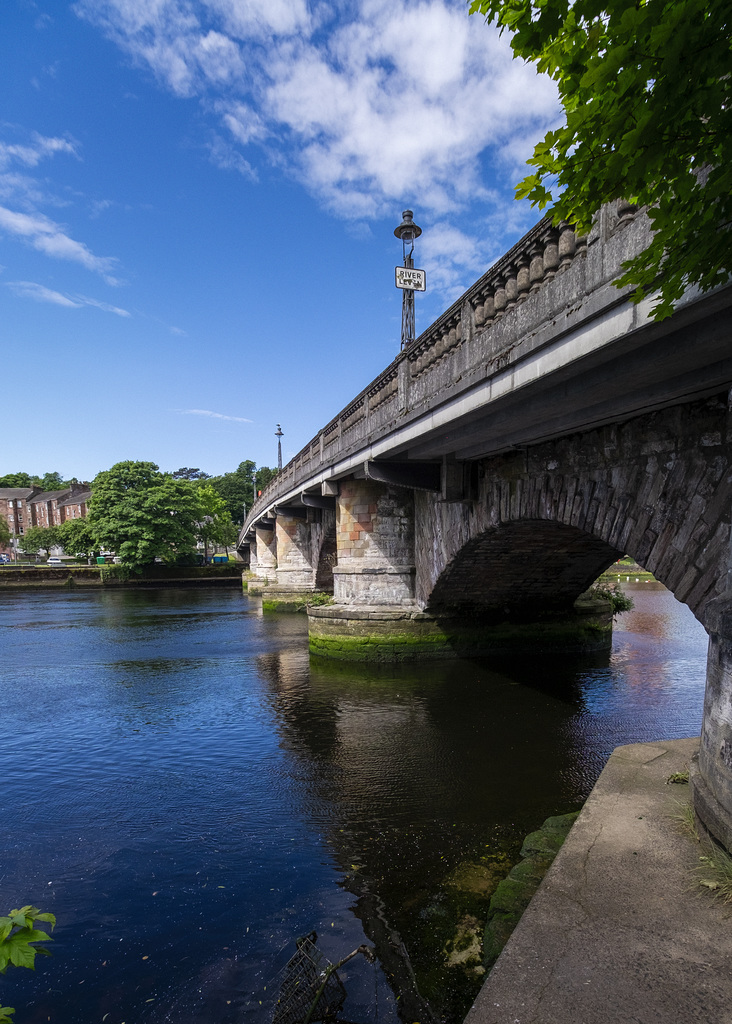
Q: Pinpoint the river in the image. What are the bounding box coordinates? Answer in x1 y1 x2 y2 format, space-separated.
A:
0 581 707 1024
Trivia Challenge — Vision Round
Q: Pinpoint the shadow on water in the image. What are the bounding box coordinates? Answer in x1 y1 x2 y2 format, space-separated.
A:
0 583 708 1024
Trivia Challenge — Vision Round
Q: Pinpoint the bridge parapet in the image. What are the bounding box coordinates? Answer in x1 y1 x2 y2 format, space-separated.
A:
244 199 649 535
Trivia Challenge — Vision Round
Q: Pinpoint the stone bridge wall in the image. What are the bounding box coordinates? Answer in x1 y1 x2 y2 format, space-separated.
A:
415 392 732 626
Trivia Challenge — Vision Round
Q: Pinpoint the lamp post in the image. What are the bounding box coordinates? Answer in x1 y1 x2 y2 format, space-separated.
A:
275 424 283 471
394 210 424 350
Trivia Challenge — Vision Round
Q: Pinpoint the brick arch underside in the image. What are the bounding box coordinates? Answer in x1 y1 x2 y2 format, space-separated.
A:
415 394 732 627
426 520 620 619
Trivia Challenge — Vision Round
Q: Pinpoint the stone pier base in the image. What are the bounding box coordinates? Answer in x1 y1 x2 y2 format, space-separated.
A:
308 596 613 662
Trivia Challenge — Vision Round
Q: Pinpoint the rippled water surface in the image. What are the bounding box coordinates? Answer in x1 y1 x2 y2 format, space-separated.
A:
0 583 708 1023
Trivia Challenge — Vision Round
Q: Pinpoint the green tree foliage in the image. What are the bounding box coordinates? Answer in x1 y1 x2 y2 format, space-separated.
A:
0 471 69 490
36 472 65 492
0 473 32 488
56 518 97 559
0 905 55 1023
172 467 211 480
19 526 59 557
208 461 277 526
195 483 234 558
0 517 9 548
89 461 200 569
469 0 732 319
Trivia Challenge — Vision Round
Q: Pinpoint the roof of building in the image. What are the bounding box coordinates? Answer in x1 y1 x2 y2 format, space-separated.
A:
58 490 92 506
31 489 76 503
0 487 39 499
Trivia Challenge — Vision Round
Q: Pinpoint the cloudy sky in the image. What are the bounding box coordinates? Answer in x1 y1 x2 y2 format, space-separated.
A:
1 0 559 480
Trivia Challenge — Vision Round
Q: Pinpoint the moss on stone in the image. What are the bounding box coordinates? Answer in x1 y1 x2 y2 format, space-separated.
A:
263 593 333 614
481 810 581 969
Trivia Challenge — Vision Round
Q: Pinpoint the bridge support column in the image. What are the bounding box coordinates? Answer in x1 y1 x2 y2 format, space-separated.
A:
692 598 732 851
309 479 452 660
275 514 315 591
251 524 277 585
332 479 415 604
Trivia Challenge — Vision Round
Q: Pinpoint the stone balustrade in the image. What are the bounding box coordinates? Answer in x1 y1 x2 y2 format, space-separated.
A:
248 201 641 528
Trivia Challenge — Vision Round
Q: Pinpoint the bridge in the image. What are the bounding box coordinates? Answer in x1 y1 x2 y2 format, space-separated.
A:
239 200 732 852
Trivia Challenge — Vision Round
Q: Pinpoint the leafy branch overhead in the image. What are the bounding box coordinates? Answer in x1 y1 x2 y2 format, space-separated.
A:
469 0 732 319
0 905 55 975
0 905 55 1023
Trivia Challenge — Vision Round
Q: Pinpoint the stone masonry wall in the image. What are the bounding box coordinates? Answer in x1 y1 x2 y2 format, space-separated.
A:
415 392 732 628
333 479 416 605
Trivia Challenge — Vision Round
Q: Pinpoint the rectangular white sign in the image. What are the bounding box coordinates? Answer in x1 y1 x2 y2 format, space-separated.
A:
395 267 426 291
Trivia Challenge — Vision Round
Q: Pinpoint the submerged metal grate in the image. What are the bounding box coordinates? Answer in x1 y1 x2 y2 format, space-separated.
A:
272 932 346 1024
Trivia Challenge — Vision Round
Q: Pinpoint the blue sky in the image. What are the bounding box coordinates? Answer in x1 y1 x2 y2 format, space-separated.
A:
1 0 559 481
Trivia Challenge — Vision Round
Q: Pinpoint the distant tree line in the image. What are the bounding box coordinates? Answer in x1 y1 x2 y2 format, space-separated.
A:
3 459 276 571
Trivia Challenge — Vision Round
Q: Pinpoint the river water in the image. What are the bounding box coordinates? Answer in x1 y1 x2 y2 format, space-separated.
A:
0 582 708 1024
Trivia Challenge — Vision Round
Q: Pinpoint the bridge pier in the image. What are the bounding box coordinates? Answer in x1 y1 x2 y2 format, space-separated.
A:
692 597 732 851
309 478 453 659
275 513 315 590
250 524 277 585
308 478 614 661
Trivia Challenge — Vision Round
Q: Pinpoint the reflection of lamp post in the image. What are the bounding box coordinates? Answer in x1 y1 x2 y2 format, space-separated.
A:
394 210 423 350
275 424 284 471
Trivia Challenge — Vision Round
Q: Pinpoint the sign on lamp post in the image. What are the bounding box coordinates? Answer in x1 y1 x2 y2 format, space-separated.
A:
394 210 424 350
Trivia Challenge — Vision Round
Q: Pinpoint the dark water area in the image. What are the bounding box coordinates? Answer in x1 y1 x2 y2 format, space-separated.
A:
0 582 707 1023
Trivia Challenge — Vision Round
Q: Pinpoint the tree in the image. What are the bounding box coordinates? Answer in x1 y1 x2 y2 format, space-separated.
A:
0 473 32 488
89 461 200 570
19 526 59 559
36 472 65 492
207 461 276 526
195 483 234 559
172 467 211 480
470 0 732 319
0 517 9 549
56 519 97 560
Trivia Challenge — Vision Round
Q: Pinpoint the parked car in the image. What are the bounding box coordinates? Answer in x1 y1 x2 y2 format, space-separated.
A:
0 554 10 564
47 557 64 565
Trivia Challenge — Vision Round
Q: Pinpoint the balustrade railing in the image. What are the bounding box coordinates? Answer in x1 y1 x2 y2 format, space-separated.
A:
248 204 637 527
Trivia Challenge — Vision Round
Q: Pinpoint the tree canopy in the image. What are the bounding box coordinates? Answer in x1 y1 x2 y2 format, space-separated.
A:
470 0 732 319
207 461 277 526
89 461 201 569
19 526 60 557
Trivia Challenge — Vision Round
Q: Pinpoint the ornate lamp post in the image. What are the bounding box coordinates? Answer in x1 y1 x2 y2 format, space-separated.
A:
275 424 284 471
394 210 425 350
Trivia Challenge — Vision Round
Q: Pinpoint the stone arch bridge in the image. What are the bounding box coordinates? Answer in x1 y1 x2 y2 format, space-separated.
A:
239 202 732 851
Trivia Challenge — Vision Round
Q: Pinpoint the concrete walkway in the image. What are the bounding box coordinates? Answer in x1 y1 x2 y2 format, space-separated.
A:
465 737 732 1024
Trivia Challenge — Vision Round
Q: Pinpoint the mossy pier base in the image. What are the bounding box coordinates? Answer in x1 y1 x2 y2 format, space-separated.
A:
308 596 613 662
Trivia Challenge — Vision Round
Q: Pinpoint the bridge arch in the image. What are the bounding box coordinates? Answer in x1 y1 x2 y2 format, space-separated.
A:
415 394 732 630
424 519 620 620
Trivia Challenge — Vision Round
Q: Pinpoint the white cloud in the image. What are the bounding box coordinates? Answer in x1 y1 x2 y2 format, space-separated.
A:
73 0 560 298
0 132 78 171
7 281 82 307
0 205 120 283
181 408 253 423
6 280 131 315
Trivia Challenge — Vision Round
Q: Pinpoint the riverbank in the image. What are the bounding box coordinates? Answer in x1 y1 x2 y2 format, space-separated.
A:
465 737 732 1024
0 564 243 589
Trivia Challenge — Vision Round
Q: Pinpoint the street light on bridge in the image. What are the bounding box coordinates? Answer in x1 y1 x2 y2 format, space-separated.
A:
275 423 284 471
394 209 425 350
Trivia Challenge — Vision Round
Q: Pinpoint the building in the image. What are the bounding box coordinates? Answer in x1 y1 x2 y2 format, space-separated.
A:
0 488 38 550
0 483 92 556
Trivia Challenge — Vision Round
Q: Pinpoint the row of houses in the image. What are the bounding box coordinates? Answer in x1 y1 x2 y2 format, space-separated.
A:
0 484 91 551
